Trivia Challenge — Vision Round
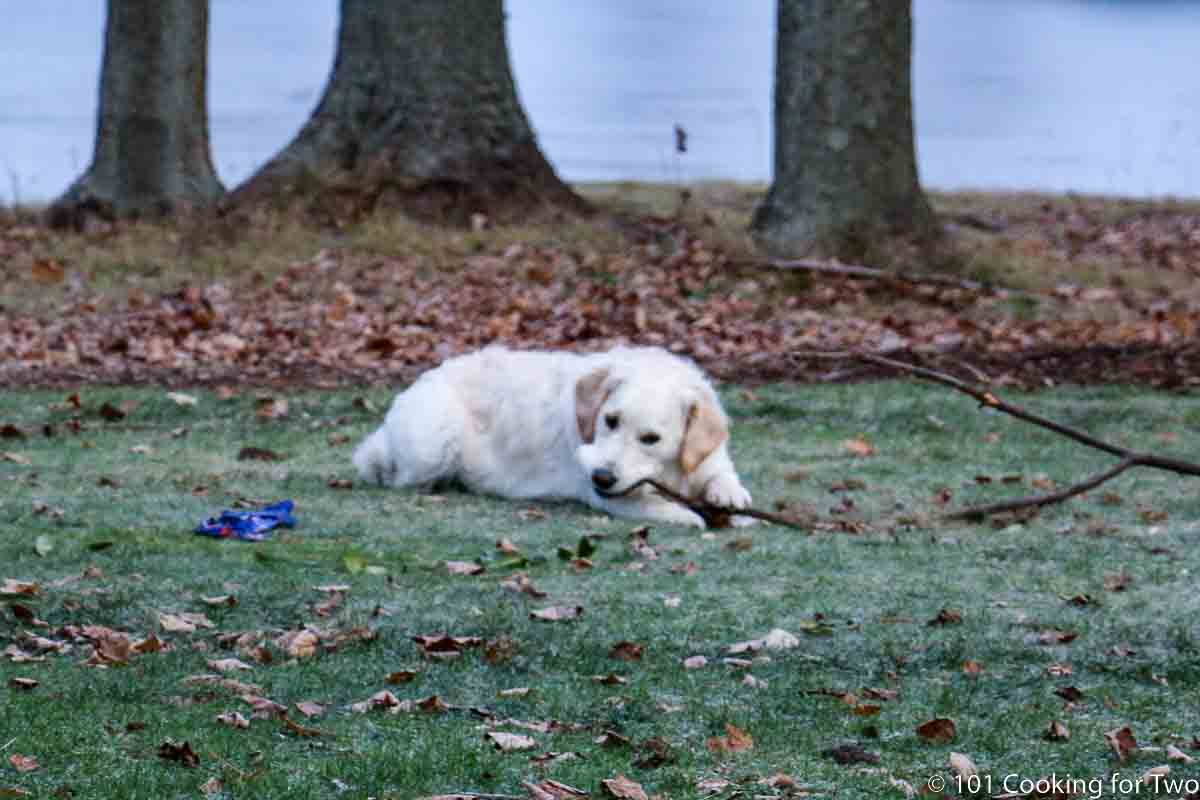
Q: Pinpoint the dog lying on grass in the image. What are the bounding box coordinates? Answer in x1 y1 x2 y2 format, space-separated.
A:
353 345 751 527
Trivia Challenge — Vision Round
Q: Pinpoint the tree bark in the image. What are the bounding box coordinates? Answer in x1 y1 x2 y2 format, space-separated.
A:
49 0 223 227
751 0 938 262
231 0 584 225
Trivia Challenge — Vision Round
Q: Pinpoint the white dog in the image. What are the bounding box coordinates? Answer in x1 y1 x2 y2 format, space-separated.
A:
352 345 752 527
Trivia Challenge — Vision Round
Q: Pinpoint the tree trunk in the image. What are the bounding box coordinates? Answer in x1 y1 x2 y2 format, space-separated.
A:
49 0 223 227
751 0 938 262
231 0 584 225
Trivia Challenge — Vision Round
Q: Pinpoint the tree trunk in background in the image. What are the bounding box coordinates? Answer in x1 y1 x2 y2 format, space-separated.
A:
231 0 584 225
49 0 223 227
751 0 938 263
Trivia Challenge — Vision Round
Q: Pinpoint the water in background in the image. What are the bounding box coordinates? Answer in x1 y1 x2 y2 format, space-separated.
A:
2 0 1199 204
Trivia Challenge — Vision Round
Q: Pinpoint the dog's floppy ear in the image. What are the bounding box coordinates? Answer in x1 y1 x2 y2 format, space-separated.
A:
575 367 614 444
681 396 728 473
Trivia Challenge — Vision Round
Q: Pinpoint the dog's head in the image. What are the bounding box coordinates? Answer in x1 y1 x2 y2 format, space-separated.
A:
575 361 728 497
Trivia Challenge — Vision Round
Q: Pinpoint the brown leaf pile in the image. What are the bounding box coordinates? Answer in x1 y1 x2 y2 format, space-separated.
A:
4 212 1200 389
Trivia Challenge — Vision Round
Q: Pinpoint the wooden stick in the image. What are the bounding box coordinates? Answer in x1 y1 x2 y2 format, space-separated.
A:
742 257 1018 295
942 457 1136 521
618 477 809 531
853 352 1200 519
856 352 1200 476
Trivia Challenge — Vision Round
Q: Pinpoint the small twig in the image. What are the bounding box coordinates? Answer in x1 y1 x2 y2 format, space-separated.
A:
742 257 1019 295
853 352 1200 519
943 457 1137 521
1 737 15 752
618 477 808 530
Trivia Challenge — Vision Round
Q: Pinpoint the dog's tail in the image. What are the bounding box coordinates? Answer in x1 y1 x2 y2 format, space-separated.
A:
352 427 394 486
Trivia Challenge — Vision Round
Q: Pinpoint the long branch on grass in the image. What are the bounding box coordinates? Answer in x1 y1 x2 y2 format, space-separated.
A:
621 477 808 530
852 351 1200 519
744 257 1020 295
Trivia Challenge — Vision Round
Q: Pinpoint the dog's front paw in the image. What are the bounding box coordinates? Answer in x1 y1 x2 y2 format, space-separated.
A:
641 501 706 528
705 474 751 510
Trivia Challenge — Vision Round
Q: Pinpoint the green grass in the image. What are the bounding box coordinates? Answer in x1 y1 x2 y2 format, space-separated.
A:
2 381 1199 798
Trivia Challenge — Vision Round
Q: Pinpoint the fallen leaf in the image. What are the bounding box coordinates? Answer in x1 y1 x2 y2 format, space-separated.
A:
820 743 880 764
928 608 963 626
609 641 643 661
1140 765 1170 786
0 423 26 439
706 723 753 753
98 402 126 421
843 436 875 457
0 579 39 597
157 740 200 767
207 658 254 673
1054 686 1084 702
948 751 978 780
1104 567 1133 592
255 396 289 420
1037 629 1078 645
0 452 31 466
277 629 320 659
215 711 250 729
600 774 648 800
762 628 800 650
283 716 323 738
683 655 708 669
376 668 418 686
166 392 198 407
159 613 197 633
30 259 64 284
528 752 583 769
742 674 769 690
594 730 632 749
1044 720 1070 741
237 446 282 462
530 605 583 622
916 717 957 743
412 634 483 657
133 633 165 652
1105 726 1137 761
445 560 485 576
696 778 733 794
294 701 326 719
485 731 537 752
1167 744 1194 763
8 678 38 691
7 755 38 773
592 674 627 686
416 694 449 714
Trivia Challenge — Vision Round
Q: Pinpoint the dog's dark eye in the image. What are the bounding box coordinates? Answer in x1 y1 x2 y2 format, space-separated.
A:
605 413 620 430
639 432 660 445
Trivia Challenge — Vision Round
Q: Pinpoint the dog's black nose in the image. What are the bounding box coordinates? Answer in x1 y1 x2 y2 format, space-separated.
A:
591 468 617 492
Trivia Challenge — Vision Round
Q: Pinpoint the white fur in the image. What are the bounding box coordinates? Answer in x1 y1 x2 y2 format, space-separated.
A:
352 345 752 527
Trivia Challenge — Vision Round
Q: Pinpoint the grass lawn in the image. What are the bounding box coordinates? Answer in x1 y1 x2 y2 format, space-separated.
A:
2 379 1199 799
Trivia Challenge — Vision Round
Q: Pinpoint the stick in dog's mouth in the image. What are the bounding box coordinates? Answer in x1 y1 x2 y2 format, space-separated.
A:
611 477 808 531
